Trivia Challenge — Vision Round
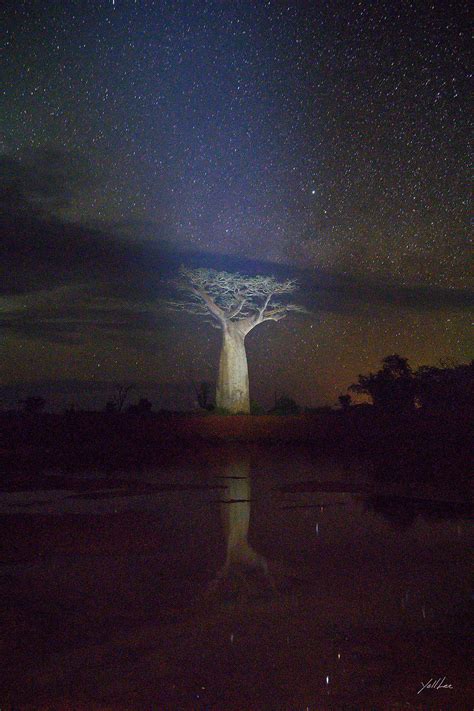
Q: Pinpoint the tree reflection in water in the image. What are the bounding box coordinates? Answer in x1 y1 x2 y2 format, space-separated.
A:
206 458 276 601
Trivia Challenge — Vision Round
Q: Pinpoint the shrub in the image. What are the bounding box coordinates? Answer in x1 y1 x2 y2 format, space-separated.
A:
250 400 265 415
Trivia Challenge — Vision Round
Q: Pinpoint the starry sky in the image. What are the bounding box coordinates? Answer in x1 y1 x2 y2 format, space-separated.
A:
1 0 472 409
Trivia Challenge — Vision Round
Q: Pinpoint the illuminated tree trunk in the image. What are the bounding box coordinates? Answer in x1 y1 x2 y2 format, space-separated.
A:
216 324 250 413
169 269 305 412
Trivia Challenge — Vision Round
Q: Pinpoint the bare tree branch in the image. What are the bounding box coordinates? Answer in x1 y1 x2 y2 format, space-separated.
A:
167 267 304 333
112 383 135 412
194 287 225 323
228 297 247 320
257 291 274 322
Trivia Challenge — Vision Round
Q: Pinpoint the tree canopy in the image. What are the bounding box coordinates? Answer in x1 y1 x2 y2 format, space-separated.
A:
350 354 417 412
167 267 305 334
349 355 473 414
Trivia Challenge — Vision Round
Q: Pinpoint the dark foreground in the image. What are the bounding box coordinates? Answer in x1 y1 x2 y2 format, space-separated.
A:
0 440 472 710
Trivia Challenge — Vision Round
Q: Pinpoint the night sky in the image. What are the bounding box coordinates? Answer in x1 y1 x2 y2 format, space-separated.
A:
2 0 472 409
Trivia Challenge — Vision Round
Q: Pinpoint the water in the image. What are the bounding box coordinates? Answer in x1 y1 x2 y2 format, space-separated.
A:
0 445 472 709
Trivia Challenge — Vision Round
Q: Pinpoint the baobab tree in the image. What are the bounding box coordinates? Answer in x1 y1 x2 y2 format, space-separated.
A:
168 267 305 413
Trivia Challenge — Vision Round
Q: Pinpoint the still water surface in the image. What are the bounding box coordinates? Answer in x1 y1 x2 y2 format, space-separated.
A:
1 445 472 709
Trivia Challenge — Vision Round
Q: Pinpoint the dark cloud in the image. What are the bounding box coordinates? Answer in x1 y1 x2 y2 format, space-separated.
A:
0 148 97 211
0 210 153 295
1 148 472 356
1 297 164 346
0 150 171 297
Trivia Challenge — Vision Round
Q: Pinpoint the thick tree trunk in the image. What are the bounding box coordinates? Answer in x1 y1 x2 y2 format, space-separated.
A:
216 324 250 413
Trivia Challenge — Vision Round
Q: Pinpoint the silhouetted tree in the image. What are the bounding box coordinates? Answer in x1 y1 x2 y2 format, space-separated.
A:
350 354 417 413
338 394 352 410
250 399 265 415
139 397 153 413
110 383 135 412
415 360 474 412
269 394 300 415
19 396 46 414
127 398 153 415
192 380 214 411
167 267 305 413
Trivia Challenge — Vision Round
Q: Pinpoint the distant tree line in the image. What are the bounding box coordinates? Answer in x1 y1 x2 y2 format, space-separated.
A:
9 356 473 417
343 354 473 414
